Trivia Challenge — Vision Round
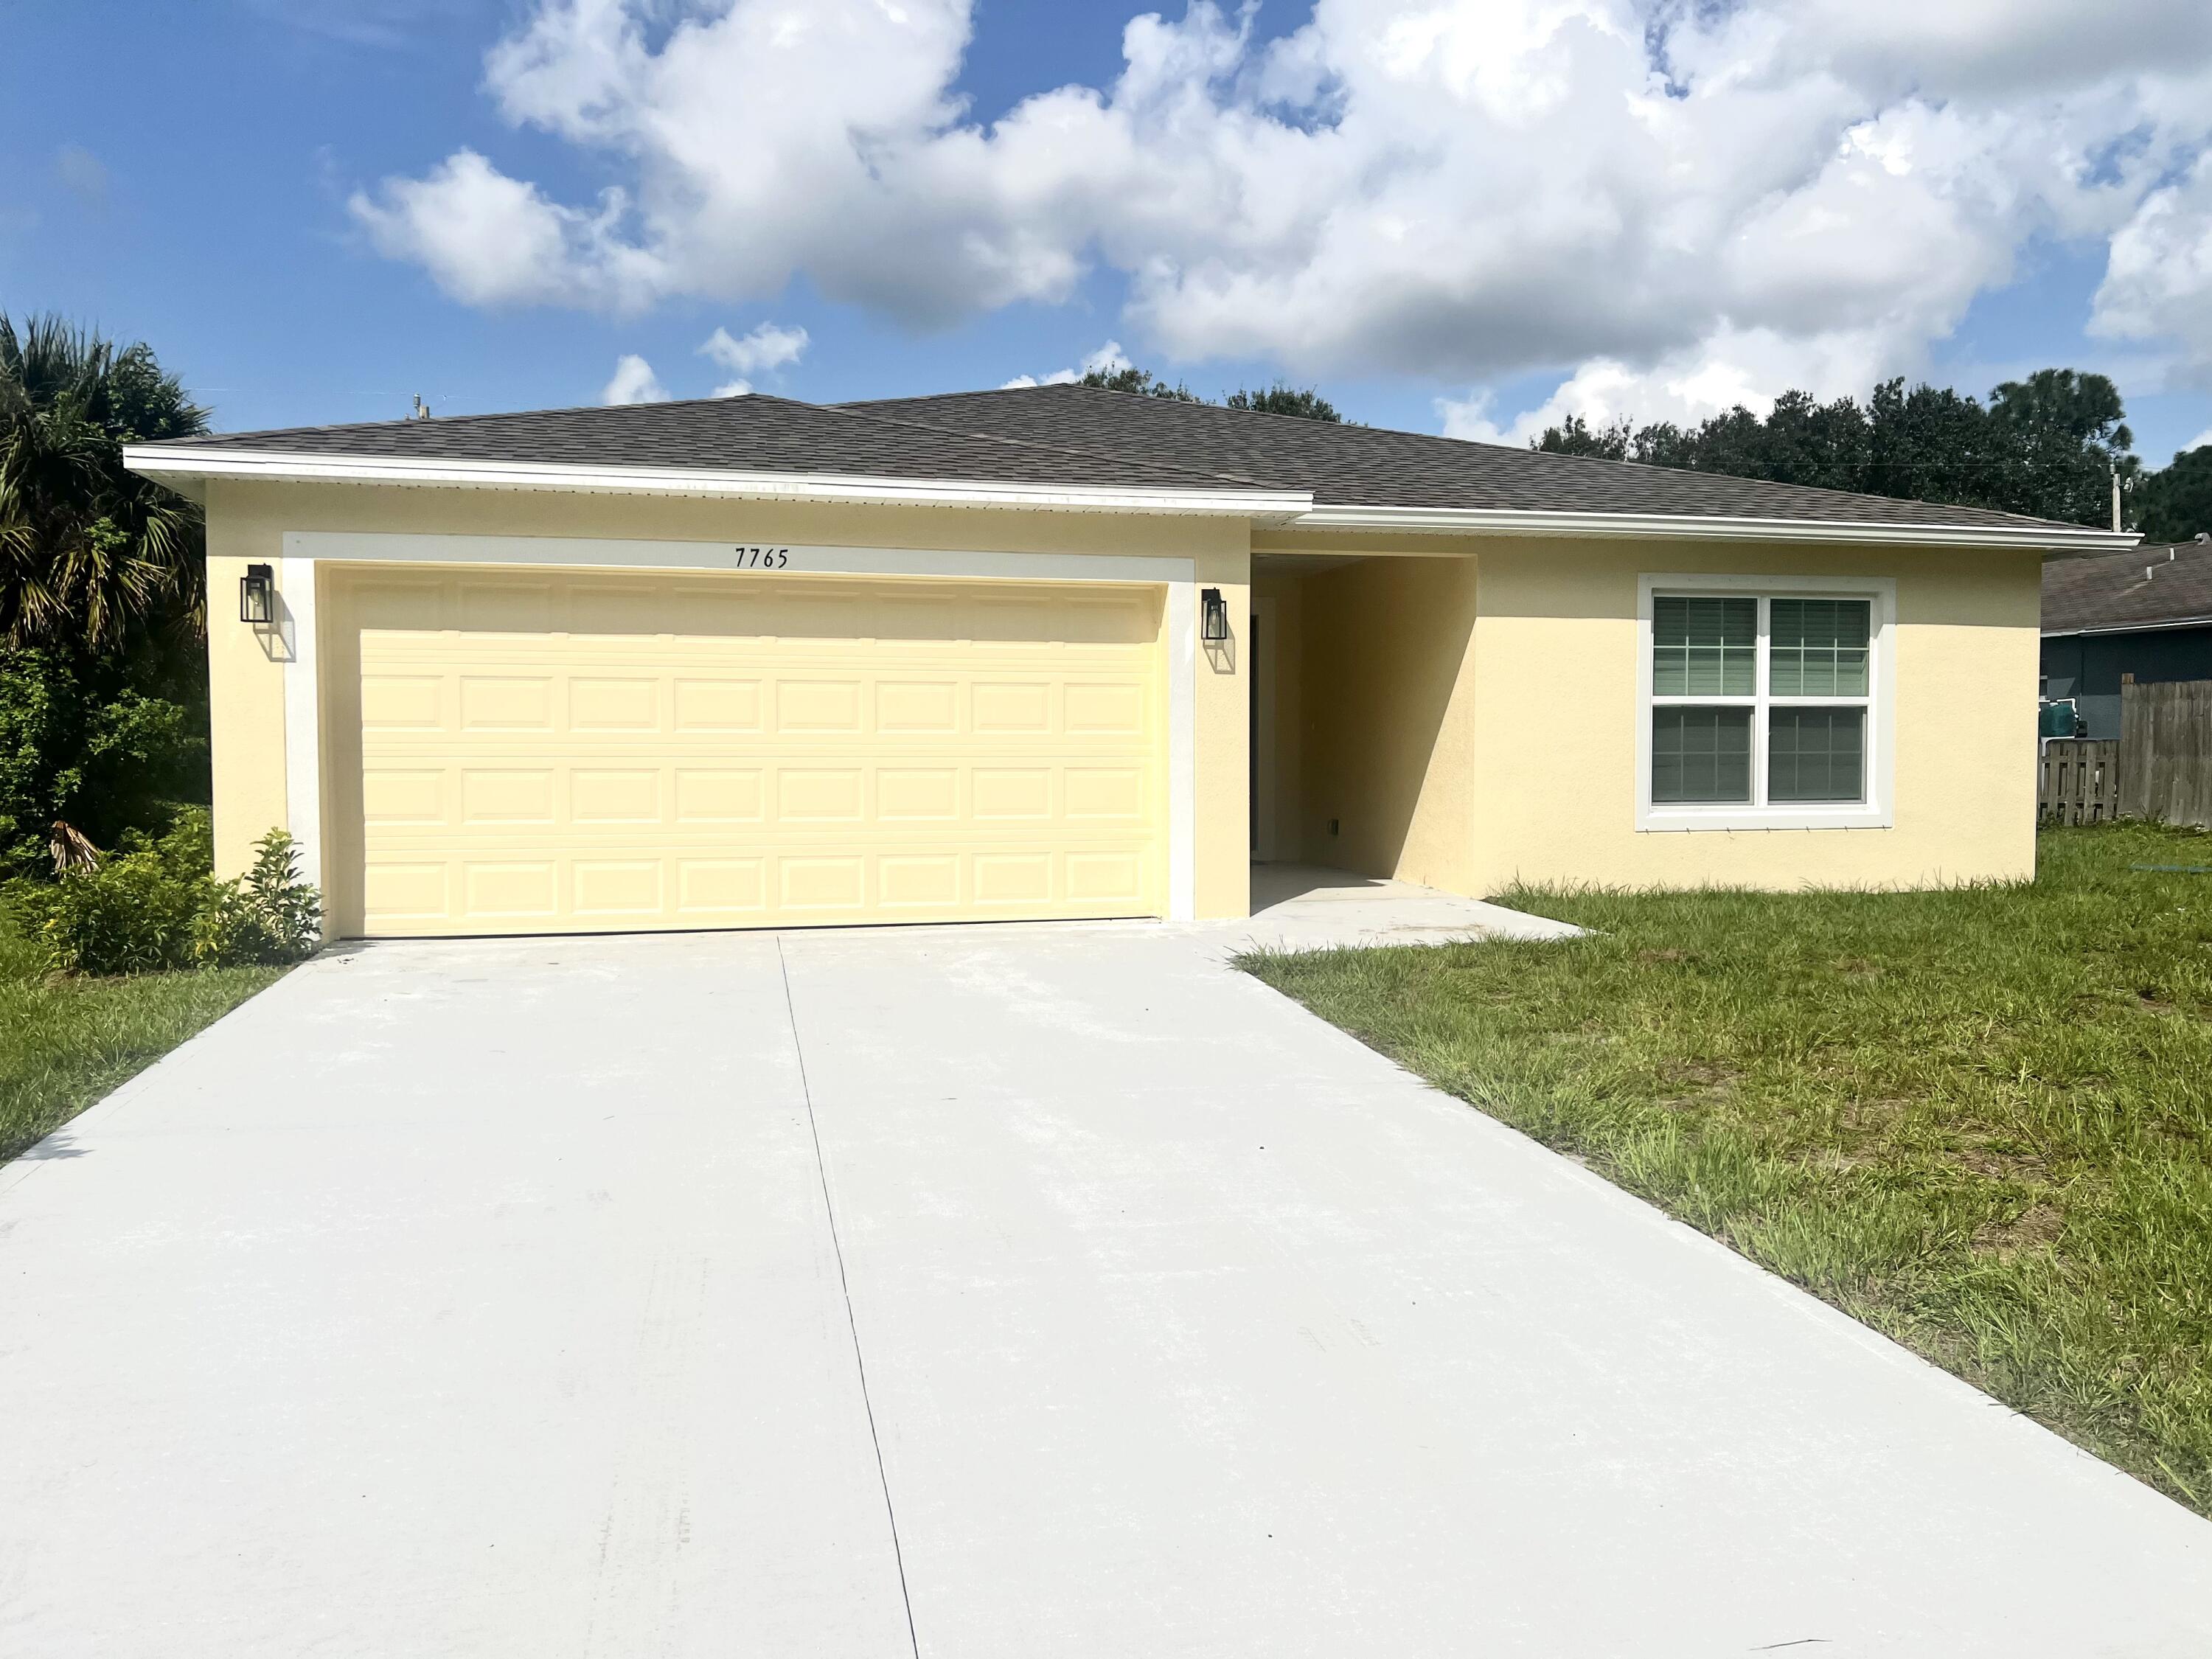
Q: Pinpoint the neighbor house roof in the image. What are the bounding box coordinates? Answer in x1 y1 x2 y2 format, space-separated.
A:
125 383 2130 550
2043 538 2212 636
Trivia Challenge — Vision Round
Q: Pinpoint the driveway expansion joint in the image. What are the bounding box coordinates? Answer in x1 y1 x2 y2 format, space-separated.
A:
778 933 922 1659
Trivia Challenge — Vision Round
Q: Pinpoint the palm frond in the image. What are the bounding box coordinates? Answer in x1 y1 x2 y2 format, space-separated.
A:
0 315 207 650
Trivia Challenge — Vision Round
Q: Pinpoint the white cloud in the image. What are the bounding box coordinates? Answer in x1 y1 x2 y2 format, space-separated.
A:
601 352 669 404
1001 339 1130 390
2092 152 2212 387
1440 325 1904 445
698 320 807 394
354 0 2212 426
700 321 809 377
352 149 659 309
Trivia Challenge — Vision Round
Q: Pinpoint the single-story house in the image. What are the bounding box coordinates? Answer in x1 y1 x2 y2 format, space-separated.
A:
123 386 2127 939
2042 536 2212 739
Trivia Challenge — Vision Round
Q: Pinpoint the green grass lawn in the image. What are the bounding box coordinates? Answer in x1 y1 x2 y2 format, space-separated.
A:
0 924 285 1166
1242 822 2212 1517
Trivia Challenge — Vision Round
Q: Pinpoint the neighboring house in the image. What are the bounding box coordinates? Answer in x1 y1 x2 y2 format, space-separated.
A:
124 386 2125 940
2042 537 2212 740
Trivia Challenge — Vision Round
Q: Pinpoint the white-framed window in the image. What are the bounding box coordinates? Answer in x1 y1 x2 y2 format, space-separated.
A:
1635 573 1895 832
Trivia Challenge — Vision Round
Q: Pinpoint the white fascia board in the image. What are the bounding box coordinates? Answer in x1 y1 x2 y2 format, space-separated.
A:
120 445 1312 520
2043 615 2212 639
1292 502 2137 553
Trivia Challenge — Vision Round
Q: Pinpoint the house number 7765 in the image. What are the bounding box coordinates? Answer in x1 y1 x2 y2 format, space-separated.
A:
732 546 791 568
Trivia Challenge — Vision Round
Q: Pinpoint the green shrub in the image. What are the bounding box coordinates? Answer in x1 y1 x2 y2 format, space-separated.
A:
192 830 321 967
146 803 212 875
4 815 318 976
4 846 206 974
0 646 204 880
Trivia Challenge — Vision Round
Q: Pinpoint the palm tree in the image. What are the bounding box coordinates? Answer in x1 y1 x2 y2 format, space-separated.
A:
0 314 209 648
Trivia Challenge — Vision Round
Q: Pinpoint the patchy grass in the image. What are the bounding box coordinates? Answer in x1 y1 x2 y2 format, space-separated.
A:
0 921 284 1166
1242 822 2212 1517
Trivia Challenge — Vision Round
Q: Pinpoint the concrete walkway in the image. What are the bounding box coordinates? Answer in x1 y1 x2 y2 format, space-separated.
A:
1237 863 1582 950
2 915 2208 1657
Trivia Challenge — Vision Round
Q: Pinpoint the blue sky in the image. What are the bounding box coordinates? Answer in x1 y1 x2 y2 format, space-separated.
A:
5 0 2211 467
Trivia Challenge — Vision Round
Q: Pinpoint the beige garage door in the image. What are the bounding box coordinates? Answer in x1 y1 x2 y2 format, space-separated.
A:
337 567 1166 936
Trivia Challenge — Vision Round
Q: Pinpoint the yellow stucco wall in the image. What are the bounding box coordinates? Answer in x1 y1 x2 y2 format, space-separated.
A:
1249 573 1304 863
201 481 1251 922
1192 541 1251 917
205 476 2039 927
1463 538 2042 893
201 549 292 878
1270 555 1482 890
1251 533 2041 897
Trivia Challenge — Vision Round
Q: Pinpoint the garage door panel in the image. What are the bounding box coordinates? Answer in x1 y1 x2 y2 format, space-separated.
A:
974 853 1052 905
674 678 764 731
463 861 559 919
876 681 959 733
776 680 864 734
361 675 444 730
973 682 1051 733
569 677 659 731
877 769 958 821
1068 851 1146 902
571 769 661 824
350 568 1164 936
459 676 554 731
674 768 765 823
363 862 448 920
777 768 866 823
780 857 867 911
1066 767 1146 821
571 859 662 916
361 769 445 827
879 855 959 908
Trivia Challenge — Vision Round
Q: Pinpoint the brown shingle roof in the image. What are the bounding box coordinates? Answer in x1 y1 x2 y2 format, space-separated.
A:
131 393 1265 494
2044 540 2212 634
136 381 2099 536
846 384 2083 532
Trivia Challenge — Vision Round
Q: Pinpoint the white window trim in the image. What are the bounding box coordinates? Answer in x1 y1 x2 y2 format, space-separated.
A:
1635 573 1896 832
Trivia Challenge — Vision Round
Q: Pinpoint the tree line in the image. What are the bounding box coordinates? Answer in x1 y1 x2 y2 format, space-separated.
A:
1079 364 1349 424
1531 369 2211 540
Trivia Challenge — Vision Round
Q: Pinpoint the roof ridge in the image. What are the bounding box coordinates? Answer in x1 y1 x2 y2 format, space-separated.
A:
1041 380 1371 435
818 393 1276 491
148 389 822 449
846 380 1375 437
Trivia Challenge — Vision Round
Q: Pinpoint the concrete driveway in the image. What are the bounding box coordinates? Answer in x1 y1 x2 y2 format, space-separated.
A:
3 915 2208 1658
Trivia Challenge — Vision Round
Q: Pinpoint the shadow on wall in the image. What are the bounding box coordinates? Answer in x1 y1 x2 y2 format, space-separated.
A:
1295 556 1478 885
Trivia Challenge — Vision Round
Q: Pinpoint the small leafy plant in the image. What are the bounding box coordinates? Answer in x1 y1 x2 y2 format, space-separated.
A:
192 830 322 967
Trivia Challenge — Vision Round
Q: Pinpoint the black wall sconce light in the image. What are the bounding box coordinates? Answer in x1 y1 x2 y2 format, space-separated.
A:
1200 586 1229 643
240 564 275 626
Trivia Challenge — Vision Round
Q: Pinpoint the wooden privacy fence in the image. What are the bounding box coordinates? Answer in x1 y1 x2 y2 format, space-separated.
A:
2039 681 2212 829
2039 739 2121 824
2120 679 2212 830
